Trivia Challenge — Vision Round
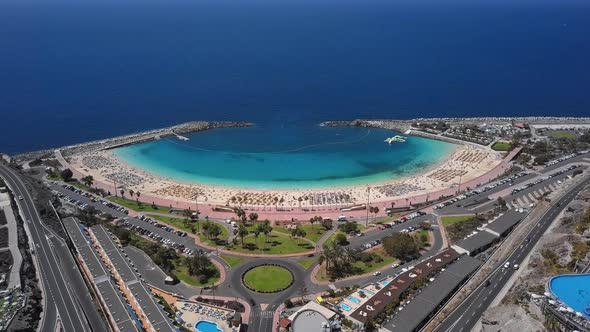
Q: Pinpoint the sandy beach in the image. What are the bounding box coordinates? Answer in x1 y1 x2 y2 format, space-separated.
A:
66 142 503 211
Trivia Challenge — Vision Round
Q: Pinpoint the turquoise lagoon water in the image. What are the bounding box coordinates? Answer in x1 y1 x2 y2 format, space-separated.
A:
195 320 222 332
114 126 456 189
549 274 590 317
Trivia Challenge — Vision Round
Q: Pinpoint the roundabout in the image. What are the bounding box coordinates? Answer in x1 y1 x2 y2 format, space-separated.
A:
242 265 294 293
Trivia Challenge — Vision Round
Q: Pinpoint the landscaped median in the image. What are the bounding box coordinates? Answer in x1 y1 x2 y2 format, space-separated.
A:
242 265 294 293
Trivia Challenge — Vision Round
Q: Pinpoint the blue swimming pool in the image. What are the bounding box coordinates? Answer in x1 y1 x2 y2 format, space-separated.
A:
347 296 361 304
339 303 352 311
549 274 590 318
195 320 222 332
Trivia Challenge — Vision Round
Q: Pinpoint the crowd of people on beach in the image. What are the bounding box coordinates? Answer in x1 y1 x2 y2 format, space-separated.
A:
373 183 425 198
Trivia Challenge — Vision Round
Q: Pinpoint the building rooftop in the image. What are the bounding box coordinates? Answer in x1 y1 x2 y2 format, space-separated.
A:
484 209 525 236
92 225 176 331
453 230 498 255
63 218 139 332
348 249 460 324
385 255 482 332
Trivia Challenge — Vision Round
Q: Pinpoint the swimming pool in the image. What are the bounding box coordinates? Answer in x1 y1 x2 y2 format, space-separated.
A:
549 274 590 318
339 303 352 311
195 320 222 332
347 296 361 304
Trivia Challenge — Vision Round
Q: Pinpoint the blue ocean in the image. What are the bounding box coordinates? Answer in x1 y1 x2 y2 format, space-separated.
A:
1 0 590 155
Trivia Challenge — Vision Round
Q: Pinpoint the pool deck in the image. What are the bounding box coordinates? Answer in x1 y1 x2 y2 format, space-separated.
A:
174 301 237 332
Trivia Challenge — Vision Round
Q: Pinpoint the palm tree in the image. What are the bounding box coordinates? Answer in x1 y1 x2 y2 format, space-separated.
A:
309 217 315 229
253 228 261 249
120 189 125 198
248 212 258 223
81 175 94 187
135 191 141 204
238 223 249 247
129 189 135 199
373 206 379 220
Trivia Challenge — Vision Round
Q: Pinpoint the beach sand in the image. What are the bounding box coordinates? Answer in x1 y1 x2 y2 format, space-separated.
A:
66 143 503 213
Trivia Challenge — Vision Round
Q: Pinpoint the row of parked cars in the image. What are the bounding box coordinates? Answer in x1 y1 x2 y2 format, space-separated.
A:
121 219 199 256
433 171 531 210
544 153 578 167
511 165 578 195
54 182 129 214
379 210 427 229
138 215 188 237
53 189 93 210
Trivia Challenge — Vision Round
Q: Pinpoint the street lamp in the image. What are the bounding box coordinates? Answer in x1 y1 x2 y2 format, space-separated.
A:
366 186 371 227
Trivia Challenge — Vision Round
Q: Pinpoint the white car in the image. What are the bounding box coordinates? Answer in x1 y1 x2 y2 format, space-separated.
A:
391 263 400 268
373 271 381 276
504 261 510 269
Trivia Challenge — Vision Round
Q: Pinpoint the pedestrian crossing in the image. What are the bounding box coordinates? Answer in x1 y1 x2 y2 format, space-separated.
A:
507 183 559 209
251 310 273 318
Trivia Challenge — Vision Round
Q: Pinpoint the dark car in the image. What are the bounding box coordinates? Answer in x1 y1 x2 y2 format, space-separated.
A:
484 280 491 287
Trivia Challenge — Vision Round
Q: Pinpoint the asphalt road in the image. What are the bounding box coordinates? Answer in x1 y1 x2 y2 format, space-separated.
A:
0 164 104 332
434 175 590 332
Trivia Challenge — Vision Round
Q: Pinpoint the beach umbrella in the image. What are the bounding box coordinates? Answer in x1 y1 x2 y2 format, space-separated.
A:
567 307 575 313
576 312 584 317
559 307 567 312
548 300 556 305
544 292 551 297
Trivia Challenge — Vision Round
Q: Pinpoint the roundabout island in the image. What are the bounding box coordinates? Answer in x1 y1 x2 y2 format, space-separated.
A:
242 265 294 293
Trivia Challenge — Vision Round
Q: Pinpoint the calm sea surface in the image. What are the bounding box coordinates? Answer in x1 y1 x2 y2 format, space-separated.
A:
1 0 589 155
114 127 456 188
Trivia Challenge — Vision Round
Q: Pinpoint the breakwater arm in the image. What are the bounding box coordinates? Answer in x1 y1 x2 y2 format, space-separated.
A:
13 121 252 161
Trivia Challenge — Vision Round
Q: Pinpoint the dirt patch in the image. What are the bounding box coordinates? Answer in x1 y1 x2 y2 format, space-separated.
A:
480 304 544 332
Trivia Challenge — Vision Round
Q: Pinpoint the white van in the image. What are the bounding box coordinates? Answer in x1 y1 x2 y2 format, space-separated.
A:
337 216 347 222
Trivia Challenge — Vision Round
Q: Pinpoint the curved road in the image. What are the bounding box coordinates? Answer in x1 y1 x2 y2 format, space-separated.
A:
434 175 590 332
0 164 105 332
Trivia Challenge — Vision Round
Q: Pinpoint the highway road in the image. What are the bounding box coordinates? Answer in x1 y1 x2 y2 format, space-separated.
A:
434 175 590 332
0 164 105 332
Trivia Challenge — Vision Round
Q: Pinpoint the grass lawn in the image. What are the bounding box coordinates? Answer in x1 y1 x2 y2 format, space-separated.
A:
371 216 396 224
316 247 396 281
147 214 191 231
441 215 475 227
275 224 326 243
323 231 346 248
550 131 576 140
297 257 317 269
243 266 293 292
352 247 396 274
491 142 512 151
228 231 314 255
148 214 227 246
172 259 219 287
109 196 168 213
220 255 243 268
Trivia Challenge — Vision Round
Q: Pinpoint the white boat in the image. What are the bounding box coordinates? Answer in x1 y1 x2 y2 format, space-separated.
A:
384 135 407 144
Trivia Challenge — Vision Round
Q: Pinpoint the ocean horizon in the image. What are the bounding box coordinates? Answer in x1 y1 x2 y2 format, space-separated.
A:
1 0 590 154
